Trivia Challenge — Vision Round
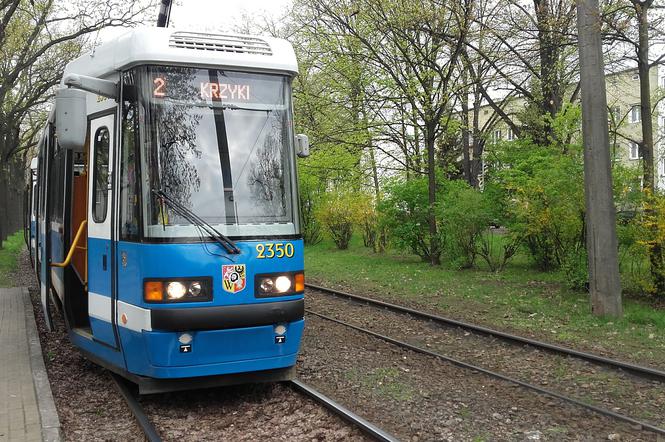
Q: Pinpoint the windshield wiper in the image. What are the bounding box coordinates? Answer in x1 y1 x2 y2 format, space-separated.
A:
209 103 275 113
151 189 240 254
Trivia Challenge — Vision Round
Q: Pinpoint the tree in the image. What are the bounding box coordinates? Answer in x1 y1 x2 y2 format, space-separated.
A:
462 0 580 145
0 0 153 243
602 0 665 293
299 0 472 265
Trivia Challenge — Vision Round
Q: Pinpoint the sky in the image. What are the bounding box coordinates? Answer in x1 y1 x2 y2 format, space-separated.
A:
98 0 292 43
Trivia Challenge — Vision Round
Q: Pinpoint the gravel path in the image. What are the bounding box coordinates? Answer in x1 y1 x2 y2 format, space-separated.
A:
298 298 660 440
305 288 665 430
12 251 369 441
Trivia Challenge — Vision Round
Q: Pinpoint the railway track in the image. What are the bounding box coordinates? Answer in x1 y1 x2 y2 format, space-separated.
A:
307 283 665 380
112 374 163 442
306 283 665 436
112 372 398 442
289 379 400 442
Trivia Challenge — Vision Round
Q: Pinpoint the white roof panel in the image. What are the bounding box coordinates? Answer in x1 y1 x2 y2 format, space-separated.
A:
62 27 298 83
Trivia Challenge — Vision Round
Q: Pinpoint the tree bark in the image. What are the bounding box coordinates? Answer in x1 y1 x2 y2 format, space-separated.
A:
636 4 654 192
426 123 440 266
576 0 622 317
461 68 472 185
633 0 664 293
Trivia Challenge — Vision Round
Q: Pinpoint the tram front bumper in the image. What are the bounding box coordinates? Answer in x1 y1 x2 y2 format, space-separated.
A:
149 298 304 331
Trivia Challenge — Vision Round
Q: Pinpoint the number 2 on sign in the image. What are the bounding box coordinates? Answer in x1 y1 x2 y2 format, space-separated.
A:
256 243 294 259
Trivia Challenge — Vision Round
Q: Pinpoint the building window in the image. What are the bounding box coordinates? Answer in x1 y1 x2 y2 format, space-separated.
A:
493 129 502 142
629 141 641 160
630 105 641 124
609 106 621 121
507 128 516 141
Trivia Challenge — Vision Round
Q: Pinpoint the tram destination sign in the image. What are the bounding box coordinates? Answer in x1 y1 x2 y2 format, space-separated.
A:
153 77 251 101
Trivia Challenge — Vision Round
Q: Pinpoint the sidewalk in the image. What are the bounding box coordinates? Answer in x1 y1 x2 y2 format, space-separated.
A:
0 287 61 442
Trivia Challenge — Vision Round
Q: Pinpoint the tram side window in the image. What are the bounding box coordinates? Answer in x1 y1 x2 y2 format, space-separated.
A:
92 127 110 223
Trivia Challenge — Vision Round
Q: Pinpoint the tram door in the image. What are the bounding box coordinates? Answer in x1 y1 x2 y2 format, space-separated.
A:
87 114 118 348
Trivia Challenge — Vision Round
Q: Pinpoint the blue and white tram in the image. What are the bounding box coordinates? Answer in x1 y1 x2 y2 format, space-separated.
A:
25 157 38 268
32 28 310 393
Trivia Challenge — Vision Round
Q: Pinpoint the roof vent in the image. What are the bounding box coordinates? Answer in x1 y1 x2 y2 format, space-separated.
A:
169 32 272 56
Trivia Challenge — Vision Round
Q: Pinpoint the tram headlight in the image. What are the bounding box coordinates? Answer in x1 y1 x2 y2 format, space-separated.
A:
166 282 187 300
255 272 304 297
144 278 212 303
259 278 275 293
275 276 292 293
188 281 202 296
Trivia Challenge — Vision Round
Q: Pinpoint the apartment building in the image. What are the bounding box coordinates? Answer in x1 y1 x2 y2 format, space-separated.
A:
474 66 665 189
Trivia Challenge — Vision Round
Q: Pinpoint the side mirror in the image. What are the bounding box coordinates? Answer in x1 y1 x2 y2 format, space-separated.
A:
296 134 310 158
55 88 87 152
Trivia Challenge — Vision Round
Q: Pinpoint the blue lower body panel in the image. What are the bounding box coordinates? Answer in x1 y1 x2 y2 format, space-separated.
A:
120 319 305 378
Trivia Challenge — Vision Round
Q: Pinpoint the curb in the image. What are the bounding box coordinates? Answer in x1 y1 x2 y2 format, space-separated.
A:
22 287 62 442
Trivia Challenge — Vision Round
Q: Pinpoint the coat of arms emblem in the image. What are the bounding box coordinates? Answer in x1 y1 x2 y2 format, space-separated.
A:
222 264 246 293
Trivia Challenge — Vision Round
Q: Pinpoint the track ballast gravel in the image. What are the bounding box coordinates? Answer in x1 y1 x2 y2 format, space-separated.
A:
298 291 661 441
12 251 368 441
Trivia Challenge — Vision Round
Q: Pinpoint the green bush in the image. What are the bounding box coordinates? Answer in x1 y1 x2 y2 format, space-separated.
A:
378 177 440 262
560 246 588 291
354 193 385 252
491 138 585 271
438 180 491 268
316 191 357 250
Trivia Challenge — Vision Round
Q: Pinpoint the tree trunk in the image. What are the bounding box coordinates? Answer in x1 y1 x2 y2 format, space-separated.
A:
426 123 440 266
461 72 472 185
470 83 483 188
634 3 664 293
576 0 623 317
0 167 7 246
534 0 565 143
637 6 654 192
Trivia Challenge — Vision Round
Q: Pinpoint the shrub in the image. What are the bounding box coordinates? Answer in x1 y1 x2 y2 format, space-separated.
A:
438 180 491 268
560 245 588 291
491 138 585 270
437 180 519 271
478 229 521 272
625 192 665 296
316 191 357 249
354 193 382 251
378 177 440 262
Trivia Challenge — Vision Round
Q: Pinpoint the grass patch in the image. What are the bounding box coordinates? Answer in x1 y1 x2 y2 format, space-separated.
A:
0 231 25 287
305 235 665 365
346 367 414 401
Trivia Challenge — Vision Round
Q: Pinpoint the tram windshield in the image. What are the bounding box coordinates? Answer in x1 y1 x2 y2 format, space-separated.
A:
133 66 298 239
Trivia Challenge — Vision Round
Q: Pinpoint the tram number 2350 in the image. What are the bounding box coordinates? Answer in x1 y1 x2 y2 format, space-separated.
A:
256 243 295 259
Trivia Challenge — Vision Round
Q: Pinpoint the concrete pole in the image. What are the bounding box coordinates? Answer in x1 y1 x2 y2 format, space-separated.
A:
576 0 623 316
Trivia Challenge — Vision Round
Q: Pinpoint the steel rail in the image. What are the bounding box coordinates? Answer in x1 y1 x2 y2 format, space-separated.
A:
111 374 162 442
306 309 665 436
306 283 665 381
290 379 401 442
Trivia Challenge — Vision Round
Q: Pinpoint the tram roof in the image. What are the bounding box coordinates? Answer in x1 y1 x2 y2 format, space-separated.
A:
61 27 298 83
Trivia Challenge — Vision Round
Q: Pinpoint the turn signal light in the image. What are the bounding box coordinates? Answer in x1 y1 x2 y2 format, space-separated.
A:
295 272 305 292
144 281 164 302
